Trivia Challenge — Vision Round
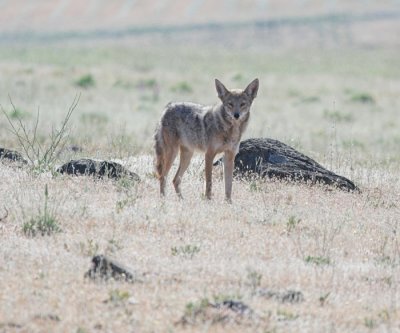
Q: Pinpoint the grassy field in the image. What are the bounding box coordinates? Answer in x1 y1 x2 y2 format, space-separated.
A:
0 34 399 332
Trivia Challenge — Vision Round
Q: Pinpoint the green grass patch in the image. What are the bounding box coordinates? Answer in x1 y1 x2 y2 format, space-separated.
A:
171 81 193 94
137 78 158 89
75 74 95 88
80 112 108 125
323 109 353 123
304 255 330 266
8 107 30 120
171 244 200 259
350 92 375 104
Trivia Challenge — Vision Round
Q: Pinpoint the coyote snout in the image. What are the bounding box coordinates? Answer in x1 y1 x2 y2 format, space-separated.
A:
154 78 259 201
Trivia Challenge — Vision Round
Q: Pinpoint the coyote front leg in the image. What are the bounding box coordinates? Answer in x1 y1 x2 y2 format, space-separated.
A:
224 150 235 202
205 150 216 199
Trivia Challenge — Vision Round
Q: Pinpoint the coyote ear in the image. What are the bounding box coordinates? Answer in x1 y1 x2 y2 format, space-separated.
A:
215 79 229 100
244 78 259 99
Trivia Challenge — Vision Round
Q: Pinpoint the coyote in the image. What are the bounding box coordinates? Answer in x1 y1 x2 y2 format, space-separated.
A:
154 78 259 201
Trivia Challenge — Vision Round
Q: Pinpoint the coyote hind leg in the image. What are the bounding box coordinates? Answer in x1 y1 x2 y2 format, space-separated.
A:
173 146 194 198
158 145 178 197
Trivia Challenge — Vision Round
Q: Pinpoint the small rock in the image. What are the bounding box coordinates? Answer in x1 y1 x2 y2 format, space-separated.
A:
0 147 28 164
84 255 136 282
57 158 140 181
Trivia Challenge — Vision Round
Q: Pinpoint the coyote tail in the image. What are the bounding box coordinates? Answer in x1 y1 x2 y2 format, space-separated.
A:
154 125 164 179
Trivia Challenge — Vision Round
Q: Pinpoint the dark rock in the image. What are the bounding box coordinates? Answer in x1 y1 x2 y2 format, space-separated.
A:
84 255 135 282
0 147 28 164
215 138 358 191
212 300 253 316
258 289 304 303
0 322 23 329
56 158 140 181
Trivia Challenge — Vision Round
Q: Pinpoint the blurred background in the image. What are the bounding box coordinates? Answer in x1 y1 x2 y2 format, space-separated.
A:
0 0 399 170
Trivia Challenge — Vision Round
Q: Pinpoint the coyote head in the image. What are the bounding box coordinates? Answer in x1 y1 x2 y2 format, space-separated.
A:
215 78 259 121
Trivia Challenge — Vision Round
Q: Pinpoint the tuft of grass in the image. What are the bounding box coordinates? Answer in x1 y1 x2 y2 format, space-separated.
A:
171 244 200 259
277 309 299 321
304 255 330 266
301 96 320 103
80 112 108 125
137 78 157 89
79 239 99 257
22 184 61 237
350 92 375 104
113 79 134 89
183 298 210 321
286 215 301 233
171 81 193 94
249 180 263 192
323 109 353 123
245 269 262 295
364 317 377 329
107 289 130 305
75 74 95 88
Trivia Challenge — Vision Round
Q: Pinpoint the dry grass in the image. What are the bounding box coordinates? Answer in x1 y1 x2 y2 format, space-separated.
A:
0 154 399 332
0 23 400 332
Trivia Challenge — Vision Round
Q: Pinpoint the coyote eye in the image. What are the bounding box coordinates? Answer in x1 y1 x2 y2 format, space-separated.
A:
226 103 233 109
240 102 247 108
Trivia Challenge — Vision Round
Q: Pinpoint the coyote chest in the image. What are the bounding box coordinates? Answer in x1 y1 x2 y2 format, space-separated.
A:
211 122 244 154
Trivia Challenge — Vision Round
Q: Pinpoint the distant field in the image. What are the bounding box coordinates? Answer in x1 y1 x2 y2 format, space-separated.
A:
0 4 400 332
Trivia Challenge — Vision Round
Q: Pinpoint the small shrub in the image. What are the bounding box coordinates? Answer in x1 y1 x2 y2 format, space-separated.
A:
75 74 95 88
23 184 61 237
1 95 79 173
171 81 193 94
